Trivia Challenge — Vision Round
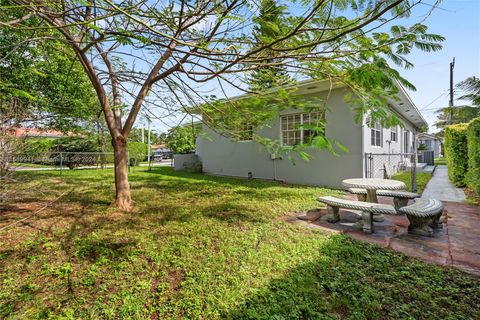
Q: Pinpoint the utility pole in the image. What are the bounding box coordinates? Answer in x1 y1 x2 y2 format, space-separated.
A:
142 122 145 143
147 116 151 163
449 57 455 122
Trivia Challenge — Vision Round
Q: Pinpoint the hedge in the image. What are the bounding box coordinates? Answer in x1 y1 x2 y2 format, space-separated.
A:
466 118 480 196
444 123 469 186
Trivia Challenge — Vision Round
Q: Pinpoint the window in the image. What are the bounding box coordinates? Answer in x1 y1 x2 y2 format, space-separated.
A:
280 112 324 146
425 140 432 150
390 126 398 142
404 130 410 153
235 123 253 141
370 121 382 147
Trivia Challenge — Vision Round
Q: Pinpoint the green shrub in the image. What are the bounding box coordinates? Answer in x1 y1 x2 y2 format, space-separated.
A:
466 118 480 196
166 126 196 154
51 137 99 168
21 138 55 157
128 142 148 165
444 123 469 186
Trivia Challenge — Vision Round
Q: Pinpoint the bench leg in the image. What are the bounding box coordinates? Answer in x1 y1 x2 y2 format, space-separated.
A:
430 211 444 229
366 189 377 203
356 194 367 202
393 198 409 211
406 214 434 237
362 211 373 234
325 205 340 223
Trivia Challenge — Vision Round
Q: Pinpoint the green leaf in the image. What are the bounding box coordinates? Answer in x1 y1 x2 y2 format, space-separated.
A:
10 88 37 101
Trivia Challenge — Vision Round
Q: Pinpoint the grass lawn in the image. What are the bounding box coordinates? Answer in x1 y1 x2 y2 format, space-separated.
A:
434 157 446 166
392 171 433 194
1 168 478 319
10 162 54 168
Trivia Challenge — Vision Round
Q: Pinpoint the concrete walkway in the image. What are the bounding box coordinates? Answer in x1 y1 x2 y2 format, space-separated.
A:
421 165 466 202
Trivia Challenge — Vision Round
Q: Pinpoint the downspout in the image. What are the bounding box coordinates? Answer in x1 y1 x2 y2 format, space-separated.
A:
361 114 366 178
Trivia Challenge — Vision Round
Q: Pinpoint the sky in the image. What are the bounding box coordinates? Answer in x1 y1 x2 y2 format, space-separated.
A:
138 0 480 134
400 0 480 133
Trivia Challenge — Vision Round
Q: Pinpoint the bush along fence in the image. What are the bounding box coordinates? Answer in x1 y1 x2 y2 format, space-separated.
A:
444 118 480 197
444 123 469 186
466 118 480 196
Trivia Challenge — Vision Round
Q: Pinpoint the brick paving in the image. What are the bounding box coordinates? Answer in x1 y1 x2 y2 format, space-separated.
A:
293 195 480 277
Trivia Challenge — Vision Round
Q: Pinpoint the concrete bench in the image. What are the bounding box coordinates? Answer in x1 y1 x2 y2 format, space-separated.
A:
317 196 396 234
348 188 420 210
398 199 444 237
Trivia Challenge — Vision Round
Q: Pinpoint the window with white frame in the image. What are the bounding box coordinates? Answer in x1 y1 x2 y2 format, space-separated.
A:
280 112 324 146
390 126 398 142
370 121 382 147
235 123 253 141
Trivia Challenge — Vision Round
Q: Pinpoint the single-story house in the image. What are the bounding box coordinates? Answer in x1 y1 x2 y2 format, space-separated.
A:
195 79 427 188
416 133 442 158
10 127 68 138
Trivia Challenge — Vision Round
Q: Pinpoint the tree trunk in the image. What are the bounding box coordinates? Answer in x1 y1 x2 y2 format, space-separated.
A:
113 139 132 210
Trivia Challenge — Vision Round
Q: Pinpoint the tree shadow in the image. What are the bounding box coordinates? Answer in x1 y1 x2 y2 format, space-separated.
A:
144 167 299 190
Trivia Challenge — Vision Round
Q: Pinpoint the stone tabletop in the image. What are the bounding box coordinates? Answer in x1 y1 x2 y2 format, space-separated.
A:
342 178 405 190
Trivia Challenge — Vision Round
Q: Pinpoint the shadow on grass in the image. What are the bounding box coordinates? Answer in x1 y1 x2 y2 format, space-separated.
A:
223 235 480 320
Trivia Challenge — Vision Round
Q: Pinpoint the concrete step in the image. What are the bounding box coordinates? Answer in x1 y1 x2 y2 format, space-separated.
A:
407 162 427 170
422 165 435 174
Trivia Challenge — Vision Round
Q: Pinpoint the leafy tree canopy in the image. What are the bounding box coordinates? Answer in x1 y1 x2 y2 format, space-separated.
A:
0 4 99 132
165 126 196 154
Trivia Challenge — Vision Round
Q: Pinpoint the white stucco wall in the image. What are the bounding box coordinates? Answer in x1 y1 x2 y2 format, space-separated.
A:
363 117 418 178
196 88 364 188
196 88 421 187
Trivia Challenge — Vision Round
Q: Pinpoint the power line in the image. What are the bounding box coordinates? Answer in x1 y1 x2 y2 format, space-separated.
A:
419 90 448 111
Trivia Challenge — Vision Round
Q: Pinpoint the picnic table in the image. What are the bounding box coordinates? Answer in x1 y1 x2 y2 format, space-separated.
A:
342 178 405 203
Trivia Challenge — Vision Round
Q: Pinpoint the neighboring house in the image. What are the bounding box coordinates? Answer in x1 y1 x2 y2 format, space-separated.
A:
10 127 68 138
195 79 427 188
416 133 442 158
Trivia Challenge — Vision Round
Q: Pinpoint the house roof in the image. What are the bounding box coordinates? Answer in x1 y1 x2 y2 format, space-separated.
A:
289 78 427 130
193 78 428 130
9 127 69 138
417 132 441 141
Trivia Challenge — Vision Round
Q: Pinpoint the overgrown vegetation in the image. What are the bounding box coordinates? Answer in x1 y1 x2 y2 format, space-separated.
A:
1 168 478 319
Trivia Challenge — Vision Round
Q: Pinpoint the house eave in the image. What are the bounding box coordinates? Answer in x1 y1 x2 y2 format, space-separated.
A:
389 79 428 130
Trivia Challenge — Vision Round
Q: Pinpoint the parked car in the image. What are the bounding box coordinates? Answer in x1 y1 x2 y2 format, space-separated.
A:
152 148 173 161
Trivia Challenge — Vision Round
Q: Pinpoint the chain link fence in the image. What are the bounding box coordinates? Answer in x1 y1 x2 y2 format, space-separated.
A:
6 152 173 174
364 152 417 192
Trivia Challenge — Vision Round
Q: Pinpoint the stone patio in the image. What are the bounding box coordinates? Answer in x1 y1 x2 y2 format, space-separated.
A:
293 195 480 277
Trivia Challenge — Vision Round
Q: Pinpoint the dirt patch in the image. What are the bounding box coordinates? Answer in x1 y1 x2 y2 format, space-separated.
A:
167 270 184 295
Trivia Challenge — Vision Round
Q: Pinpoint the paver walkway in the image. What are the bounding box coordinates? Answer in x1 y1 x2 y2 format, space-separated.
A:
292 195 480 277
422 165 466 201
